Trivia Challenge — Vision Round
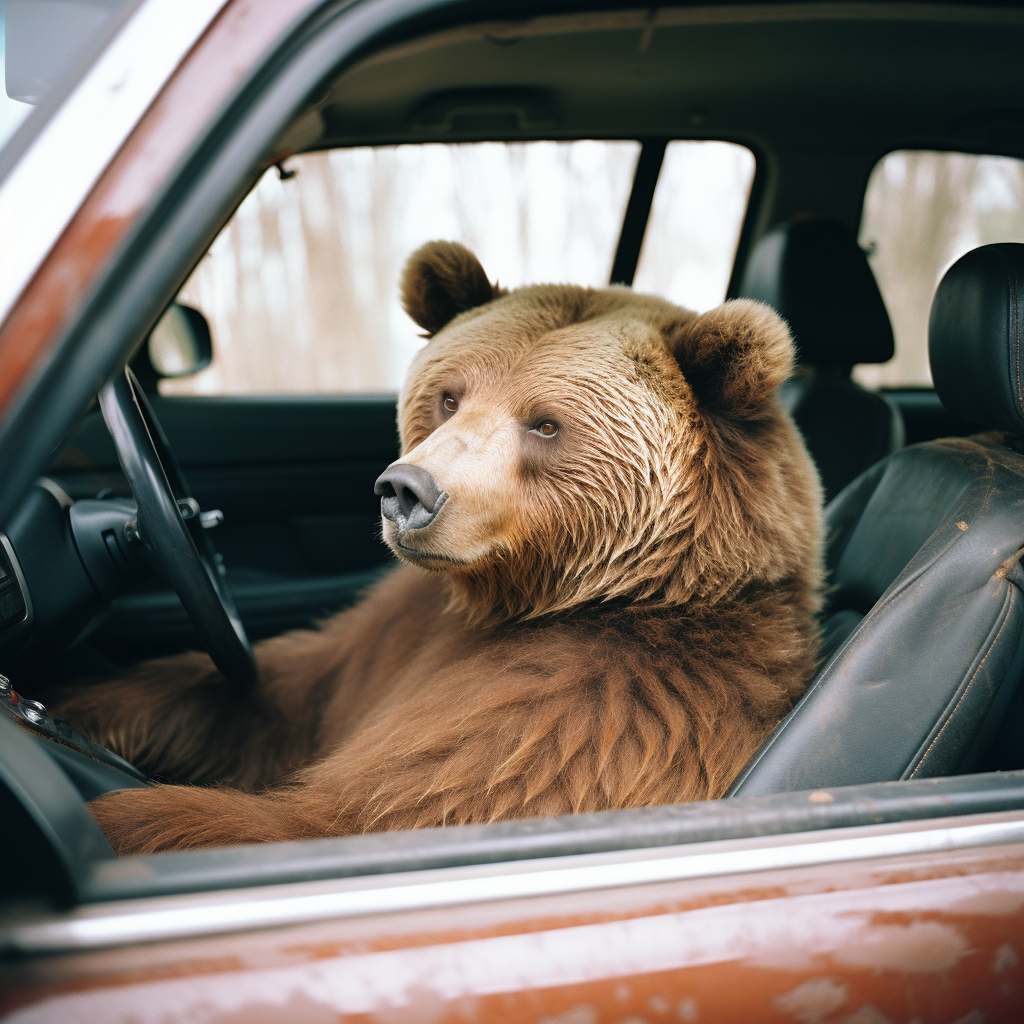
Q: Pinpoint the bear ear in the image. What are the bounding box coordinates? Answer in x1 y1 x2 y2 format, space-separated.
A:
401 241 503 336
666 299 794 418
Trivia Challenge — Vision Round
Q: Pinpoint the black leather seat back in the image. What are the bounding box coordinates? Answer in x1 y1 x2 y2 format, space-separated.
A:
730 243 1024 795
740 218 894 368
739 218 905 502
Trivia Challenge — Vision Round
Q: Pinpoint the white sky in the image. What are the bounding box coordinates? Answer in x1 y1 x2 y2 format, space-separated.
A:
0 8 35 151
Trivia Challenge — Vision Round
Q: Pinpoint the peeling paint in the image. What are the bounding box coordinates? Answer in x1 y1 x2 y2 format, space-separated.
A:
947 887 1024 916
838 1006 893 1024
949 1011 985 1024
993 943 1019 973
6 861 1024 1022
808 792 835 804
205 991 340 1024
774 977 848 1022
538 1006 597 1024
372 985 449 1024
834 921 968 973
676 997 698 1021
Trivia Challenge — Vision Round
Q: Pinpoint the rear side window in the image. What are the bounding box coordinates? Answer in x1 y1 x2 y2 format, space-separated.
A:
856 150 1024 389
166 139 756 397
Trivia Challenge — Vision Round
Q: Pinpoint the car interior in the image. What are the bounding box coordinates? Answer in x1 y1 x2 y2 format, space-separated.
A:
3 2 1024 914
737 216 906 504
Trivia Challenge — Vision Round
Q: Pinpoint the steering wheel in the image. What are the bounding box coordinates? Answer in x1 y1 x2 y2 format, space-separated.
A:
99 368 257 689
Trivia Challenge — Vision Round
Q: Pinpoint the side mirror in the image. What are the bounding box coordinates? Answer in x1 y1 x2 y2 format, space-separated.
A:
132 304 212 389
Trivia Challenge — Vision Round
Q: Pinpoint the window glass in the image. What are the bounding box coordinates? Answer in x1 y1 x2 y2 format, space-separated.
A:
0 5 31 147
632 140 756 312
168 141 641 395
856 150 1024 389
1 0 140 157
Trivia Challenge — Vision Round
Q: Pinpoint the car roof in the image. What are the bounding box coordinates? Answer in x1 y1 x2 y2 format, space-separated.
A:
321 6 1024 155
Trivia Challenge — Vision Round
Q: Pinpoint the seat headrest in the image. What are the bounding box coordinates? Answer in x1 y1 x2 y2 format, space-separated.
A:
738 218 894 368
930 243 1024 437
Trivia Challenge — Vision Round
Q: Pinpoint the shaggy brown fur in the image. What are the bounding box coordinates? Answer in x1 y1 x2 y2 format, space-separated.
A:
57 241 823 855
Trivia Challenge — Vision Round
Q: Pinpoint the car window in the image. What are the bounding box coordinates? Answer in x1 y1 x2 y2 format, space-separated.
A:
0 0 141 156
856 150 1024 389
165 139 756 396
0 4 31 147
632 140 755 312
167 141 640 395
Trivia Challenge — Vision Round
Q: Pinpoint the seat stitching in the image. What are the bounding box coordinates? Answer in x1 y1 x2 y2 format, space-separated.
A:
909 584 1017 778
836 505 966 633
762 483 973 757
1007 248 1023 414
1012 255 1021 416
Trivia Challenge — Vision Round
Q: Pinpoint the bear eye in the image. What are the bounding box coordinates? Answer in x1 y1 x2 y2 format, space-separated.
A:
442 394 458 414
532 420 559 438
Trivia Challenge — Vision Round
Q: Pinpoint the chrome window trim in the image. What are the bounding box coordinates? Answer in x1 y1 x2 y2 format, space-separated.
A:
0 0 229 326
5 809 1023 954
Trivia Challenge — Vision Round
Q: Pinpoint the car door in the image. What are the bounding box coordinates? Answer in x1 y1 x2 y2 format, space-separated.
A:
49 392 400 657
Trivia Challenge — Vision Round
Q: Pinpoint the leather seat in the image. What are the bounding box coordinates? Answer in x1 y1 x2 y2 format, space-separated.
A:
738 218 905 502
730 242 1024 795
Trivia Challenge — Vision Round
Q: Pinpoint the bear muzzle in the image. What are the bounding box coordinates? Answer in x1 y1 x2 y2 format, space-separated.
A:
375 463 449 533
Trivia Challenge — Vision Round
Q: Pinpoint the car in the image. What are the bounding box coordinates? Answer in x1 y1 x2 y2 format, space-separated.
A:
1 0 1024 1020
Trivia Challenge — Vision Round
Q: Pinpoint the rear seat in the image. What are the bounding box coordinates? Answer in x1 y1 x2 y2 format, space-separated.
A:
738 218 904 503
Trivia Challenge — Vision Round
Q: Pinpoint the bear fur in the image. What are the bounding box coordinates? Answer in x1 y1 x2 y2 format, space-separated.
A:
58 241 823 855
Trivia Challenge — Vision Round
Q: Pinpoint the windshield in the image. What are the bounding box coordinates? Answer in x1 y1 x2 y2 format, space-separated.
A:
0 0 141 164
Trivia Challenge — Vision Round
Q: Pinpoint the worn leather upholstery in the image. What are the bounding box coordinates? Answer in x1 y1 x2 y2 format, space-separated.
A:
730 243 1024 795
776 374 904 504
739 218 904 501
740 218 894 367
930 243 1024 437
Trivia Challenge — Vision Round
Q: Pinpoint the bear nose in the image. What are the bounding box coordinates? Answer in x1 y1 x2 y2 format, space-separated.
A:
374 464 445 529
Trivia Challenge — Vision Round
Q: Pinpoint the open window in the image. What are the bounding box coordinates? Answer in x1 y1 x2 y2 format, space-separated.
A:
159 139 754 398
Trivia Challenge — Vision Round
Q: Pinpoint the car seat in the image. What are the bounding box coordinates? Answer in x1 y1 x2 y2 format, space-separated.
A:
730 242 1024 795
738 218 905 502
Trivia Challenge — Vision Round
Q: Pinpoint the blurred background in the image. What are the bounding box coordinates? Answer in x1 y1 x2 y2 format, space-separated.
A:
158 142 1022 397
857 151 1024 389
170 140 756 394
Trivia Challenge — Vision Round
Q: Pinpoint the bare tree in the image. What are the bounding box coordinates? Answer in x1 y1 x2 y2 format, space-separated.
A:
858 151 1024 389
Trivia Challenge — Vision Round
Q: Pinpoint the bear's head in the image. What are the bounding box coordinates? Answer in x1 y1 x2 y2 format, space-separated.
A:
376 240 822 622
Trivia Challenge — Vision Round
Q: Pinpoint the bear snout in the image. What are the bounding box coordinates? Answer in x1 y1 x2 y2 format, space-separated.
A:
375 463 447 531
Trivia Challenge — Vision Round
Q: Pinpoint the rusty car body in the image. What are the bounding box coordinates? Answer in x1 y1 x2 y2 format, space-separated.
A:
1 1 1024 1021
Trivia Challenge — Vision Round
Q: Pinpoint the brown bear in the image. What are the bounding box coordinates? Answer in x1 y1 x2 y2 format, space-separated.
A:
59 241 823 855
